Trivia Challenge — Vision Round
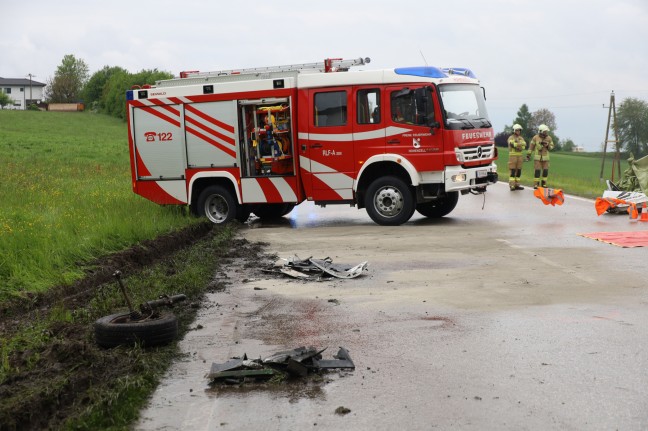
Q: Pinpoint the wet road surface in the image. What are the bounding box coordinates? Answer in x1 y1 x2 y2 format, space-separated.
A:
137 182 648 430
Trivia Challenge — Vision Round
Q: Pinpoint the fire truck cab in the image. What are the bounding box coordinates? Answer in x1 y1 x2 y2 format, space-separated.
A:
127 57 498 226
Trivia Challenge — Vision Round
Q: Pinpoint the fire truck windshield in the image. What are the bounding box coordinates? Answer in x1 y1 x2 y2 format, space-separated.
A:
439 84 490 130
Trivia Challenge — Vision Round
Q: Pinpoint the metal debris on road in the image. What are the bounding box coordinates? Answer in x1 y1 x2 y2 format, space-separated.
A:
265 255 368 280
208 346 355 384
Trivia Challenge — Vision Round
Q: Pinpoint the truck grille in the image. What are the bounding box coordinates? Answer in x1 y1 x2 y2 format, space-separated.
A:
456 144 495 162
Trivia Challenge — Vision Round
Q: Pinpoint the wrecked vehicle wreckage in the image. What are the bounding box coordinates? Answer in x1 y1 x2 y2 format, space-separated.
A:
208 346 355 385
263 255 369 281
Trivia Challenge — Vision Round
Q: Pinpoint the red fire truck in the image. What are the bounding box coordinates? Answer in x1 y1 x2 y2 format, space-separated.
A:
127 57 498 225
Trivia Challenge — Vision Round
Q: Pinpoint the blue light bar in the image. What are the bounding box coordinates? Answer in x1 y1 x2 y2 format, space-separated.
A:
126 90 134 101
394 66 447 79
441 67 477 79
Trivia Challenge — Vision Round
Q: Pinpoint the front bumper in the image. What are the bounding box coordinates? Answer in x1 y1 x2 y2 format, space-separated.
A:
444 163 498 192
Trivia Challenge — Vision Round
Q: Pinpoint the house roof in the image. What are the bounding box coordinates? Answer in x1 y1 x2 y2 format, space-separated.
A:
0 77 46 87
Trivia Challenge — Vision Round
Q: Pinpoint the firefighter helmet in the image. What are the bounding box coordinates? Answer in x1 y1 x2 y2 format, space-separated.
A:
538 124 550 133
512 124 522 131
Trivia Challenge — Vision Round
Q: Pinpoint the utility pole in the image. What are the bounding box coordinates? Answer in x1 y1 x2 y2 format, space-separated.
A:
26 73 35 107
599 91 621 182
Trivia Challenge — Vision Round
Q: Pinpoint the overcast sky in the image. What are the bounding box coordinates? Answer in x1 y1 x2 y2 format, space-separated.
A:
3 0 648 151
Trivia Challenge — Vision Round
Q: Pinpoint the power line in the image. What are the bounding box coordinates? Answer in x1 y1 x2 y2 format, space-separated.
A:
491 91 610 101
530 104 602 109
488 104 603 111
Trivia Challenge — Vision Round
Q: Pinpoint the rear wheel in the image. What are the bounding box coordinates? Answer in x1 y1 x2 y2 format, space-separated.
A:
196 185 236 224
416 191 459 218
364 176 415 226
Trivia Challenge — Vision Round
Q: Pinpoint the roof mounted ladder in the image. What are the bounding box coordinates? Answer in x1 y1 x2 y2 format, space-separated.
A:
180 57 370 79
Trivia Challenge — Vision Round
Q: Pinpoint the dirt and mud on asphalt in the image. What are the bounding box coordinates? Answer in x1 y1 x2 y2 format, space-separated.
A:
136 185 648 431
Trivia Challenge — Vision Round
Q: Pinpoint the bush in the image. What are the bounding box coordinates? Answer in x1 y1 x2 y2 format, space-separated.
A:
99 69 174 120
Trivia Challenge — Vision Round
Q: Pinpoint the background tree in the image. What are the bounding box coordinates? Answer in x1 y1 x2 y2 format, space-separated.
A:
494 131 509 148
0 91 12 109
616 97 648 157
561 138 575 152
101 69 174 119
83 66 128 111
528 108 557 134
529 108 560 150
45 54 89 103
511 104 533 143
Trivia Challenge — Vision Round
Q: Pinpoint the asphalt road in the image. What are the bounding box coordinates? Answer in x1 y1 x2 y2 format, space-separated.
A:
137 182 648 431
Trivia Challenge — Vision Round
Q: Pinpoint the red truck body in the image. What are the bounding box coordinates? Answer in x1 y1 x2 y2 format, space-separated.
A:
127 58 498 225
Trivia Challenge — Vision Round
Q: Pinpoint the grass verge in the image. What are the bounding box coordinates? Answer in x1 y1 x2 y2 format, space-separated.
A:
0 223 272 431
497 148 621 198
0 110 199 300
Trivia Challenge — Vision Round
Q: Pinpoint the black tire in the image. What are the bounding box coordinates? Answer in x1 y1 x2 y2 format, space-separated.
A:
235 205 253 223
364 176 415 225
252 203 295 219
279 203 296 216
416 191 459 218
94 312 178 348
196 185 236 224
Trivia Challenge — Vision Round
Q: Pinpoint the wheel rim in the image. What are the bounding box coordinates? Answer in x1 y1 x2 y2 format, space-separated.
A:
373 185 404 218
205 194 229 223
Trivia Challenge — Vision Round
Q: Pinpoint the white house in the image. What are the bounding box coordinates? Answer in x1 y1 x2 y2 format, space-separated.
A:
0 77 46 109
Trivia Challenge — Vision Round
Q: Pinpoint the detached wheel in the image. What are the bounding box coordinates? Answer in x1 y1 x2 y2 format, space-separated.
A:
94 312 178 348
196 185 236 224
416 191 459 218
365 176 415 225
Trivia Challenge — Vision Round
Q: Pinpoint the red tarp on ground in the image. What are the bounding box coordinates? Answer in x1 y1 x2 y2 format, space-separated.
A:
579 231 648 248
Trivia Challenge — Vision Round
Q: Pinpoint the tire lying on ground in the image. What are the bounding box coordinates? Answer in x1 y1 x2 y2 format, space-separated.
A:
94 312 179 348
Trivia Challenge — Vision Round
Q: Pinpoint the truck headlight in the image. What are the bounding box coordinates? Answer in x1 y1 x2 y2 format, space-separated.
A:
451 173 467 182
455 149 465 163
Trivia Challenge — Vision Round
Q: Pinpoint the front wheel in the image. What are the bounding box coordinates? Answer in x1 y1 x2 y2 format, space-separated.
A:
416 191 459 218
196 185 236 224
364 176 415 226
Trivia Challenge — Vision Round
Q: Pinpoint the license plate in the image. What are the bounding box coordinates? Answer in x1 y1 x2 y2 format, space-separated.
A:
477 170 487 178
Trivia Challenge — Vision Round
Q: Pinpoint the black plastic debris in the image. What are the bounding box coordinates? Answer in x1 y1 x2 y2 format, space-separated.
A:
313 347 354 369
208 346 355 384
264 255 368 280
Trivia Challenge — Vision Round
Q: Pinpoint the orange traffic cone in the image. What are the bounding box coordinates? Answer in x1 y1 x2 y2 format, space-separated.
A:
640 202 648 222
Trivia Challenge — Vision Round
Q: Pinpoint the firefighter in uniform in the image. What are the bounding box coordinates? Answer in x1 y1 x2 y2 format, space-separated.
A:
507 124 526 191
527 124 554 189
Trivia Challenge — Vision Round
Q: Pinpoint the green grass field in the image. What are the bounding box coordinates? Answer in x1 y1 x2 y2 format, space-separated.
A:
496 147 617 198
0 110 198 299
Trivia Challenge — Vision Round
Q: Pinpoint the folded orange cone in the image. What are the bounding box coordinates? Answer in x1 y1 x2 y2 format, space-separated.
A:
640 202 648 222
